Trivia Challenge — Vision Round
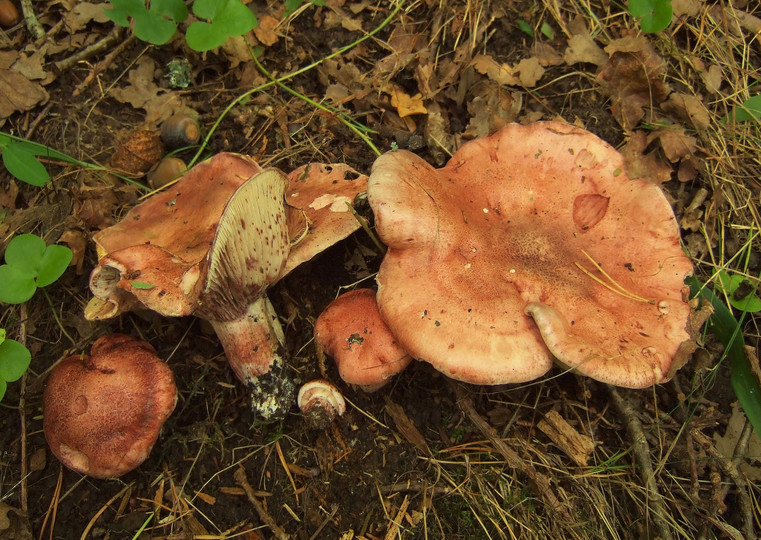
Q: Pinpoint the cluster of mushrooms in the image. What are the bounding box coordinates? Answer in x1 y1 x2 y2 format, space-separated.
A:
43 121 699 478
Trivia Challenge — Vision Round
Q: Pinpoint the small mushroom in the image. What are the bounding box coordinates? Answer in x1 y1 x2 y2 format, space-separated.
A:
43 334 177 478
298 379 346 429
314 289 411 392
161 113 201 149
367 121 696 388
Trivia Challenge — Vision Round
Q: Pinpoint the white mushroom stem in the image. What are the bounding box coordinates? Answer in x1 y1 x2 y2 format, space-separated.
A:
208 296 285 383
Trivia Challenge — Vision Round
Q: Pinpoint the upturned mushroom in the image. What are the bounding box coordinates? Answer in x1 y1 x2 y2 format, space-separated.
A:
86 153 368 418
367 121 695 388
314 288 411 391
43 334 177 478
297 379 346 429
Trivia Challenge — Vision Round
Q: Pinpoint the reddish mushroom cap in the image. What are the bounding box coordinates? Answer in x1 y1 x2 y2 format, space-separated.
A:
368 121 694 388
43 334 177 478
314 289 411 391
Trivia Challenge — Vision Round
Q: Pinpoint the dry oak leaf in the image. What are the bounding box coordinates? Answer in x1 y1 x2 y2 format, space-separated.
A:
620 130 673 184
472 54 520 86
65 2 111 33
563 33 608 66
598 37 670 130
389 87 427 117
513 57 545 87
109 57 182 127
661 92 711 131
0 69 48 121
253 15 279 46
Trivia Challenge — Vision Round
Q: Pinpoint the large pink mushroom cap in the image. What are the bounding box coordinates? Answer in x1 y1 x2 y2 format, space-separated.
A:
367 121 695 388
43 334 177 478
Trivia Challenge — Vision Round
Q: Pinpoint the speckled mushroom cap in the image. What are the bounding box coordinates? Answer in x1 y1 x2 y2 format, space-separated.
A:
284 163 368 276
367 121 694 388
86 153 263 319
43 334 177 478
314 288 411 391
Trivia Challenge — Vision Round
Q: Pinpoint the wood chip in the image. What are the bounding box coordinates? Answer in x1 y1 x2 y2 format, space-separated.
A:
537 409 596 466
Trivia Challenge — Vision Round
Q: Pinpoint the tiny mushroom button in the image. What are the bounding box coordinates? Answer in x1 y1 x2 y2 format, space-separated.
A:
367 121 696 388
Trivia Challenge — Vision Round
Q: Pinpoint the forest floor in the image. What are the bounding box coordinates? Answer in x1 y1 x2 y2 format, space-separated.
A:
1 0 761 538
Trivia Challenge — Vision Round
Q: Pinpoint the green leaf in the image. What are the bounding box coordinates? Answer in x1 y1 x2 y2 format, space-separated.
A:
132 9 177 44
688 276 761 438
628 0 672 33
2 142 51 186
726 95 761 123
0 265 36 304
152 0 188 22
213 0 257 37
103 0 146 27
540 22 555 40
0 338 31 382
516 20 533 37
131 281 156 290
35 244 73 287
284 0 304 16
730 293 761 313
0 328 6 345
185 20 228 51
4 234 46 272
0 379 6 402
193 0 222 20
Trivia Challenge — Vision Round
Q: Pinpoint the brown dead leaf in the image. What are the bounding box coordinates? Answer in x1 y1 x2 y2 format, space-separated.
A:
513 57 545 87
620 130 673 184
59 229 88 275
661 92 711 131
672 0 702 18
65 2 111 33
472 54 519 86
253 15 279 46
649 127 697 163
564 33 608 66
0 50 17 69
12 44 50 81
425 101 452 166
109 57 182 126
389 87 427 117
531 42 564 67
464 80 521 139
598 37 670 130
0 69 49 121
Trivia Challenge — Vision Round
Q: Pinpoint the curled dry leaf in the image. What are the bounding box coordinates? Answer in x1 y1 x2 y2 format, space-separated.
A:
0 69 48 121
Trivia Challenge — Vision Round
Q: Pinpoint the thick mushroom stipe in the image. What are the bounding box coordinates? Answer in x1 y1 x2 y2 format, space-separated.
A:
368 121 694 388
314 289 411 391
85 156 369 419
43 334 177 478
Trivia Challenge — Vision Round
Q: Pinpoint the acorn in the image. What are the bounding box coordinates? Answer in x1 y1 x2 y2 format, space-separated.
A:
109 131 164 176
147 157 186 189
0 0 20 28
160 113 200 149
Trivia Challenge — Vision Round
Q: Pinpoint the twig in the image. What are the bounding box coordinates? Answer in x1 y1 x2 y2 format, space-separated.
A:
692 429 754 538
19 0 44 40
453 383 572 521
607 385 674 540
73 31 136 97
233 466 289 540
55 27 128 75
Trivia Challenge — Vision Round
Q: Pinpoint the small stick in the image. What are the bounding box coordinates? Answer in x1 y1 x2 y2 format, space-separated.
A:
19 0 44 39
55 27 128 75
73 32 136 97
233 467 289 540
607 386 674 540
453 383 572 521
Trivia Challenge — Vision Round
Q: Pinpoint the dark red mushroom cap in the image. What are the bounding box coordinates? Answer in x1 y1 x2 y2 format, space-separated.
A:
43 334 177 478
